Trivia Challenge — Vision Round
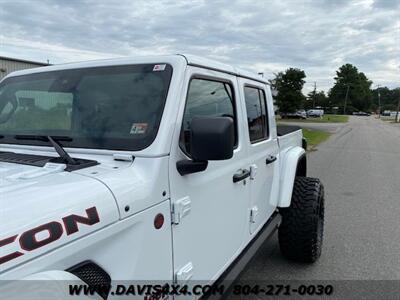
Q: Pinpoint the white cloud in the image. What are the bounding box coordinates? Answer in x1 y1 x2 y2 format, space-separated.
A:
0 0 398 93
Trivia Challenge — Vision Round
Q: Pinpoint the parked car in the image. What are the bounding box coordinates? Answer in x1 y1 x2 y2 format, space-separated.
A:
353 111 370 116
307 109 324 118
280 110 307 119
382 111 397 117
0 55 325 299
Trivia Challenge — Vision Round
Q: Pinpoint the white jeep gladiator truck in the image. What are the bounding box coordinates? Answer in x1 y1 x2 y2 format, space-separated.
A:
0 55 324 299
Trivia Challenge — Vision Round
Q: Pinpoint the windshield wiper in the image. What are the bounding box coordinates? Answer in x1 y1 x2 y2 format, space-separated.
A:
14 135 77 165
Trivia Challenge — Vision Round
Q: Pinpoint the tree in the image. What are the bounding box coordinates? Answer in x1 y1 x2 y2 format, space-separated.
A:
328 64 372 113
371 87 400 112
305 90 328 110
270 68 306 113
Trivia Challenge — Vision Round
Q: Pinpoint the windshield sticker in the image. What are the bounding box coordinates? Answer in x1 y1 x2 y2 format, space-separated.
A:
130 123 148 134
153 64 166 71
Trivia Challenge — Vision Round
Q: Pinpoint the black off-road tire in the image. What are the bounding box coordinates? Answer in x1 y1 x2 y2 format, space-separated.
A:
278 176 325 263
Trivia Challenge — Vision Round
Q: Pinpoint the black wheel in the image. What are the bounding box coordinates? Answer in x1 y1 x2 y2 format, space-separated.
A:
278 177 325 263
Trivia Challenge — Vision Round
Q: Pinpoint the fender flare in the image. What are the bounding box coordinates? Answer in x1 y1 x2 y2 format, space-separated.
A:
0 271 101 300
276 146 306 208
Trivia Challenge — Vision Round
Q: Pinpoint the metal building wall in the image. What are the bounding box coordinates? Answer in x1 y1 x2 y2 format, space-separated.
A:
0 57 47 81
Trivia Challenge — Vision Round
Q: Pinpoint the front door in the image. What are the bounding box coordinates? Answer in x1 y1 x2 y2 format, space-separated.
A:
169 67 250 284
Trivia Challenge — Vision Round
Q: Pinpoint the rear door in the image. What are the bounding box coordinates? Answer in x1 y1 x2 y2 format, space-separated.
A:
169 66 251 283
238 79 279 235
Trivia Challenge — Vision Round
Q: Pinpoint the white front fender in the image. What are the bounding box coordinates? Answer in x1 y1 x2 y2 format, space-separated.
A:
0 271 101 300
276 146 305 208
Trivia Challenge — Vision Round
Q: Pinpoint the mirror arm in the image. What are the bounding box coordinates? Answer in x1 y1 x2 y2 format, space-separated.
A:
176 159 208 176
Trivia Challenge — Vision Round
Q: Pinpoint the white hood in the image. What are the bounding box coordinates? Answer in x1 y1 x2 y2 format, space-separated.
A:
0 161 119 273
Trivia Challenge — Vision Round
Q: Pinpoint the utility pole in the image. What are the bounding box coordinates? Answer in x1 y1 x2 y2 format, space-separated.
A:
377 85 381 118
397 65 400 122
313 82 317 108
343 84 350 115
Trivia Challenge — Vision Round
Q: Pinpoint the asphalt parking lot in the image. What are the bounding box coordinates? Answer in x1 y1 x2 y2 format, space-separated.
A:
233 116 400 296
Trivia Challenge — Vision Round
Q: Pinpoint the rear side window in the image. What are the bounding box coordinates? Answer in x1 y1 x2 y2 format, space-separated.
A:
244 86 268 143
180 78 237 155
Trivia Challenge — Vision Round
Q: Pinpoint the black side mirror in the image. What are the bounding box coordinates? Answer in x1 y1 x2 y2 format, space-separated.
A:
191 117 234 161
177 117 234 175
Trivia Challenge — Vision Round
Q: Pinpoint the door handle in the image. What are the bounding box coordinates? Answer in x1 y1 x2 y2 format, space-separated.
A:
233 169 251 183
266 155 277 165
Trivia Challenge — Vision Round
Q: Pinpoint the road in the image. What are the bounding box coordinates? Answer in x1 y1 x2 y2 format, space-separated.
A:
233 116 400 296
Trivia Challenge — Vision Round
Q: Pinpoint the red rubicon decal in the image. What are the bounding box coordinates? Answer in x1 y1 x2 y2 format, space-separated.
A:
0 235 24 265
0 206 100 266
62 207 100 235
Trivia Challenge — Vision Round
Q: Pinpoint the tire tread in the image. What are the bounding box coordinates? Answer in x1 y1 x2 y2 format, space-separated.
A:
278 176 325 263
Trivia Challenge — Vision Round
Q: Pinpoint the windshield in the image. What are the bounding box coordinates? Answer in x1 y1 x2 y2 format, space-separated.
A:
0 63 173 151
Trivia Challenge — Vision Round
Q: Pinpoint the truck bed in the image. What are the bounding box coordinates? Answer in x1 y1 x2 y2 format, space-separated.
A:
277 125 303 151
277 125 302 136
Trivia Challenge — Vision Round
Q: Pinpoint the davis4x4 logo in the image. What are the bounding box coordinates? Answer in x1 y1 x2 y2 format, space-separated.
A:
0 207 100 265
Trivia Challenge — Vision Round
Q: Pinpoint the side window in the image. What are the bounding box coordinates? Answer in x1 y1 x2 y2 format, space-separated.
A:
259 89 269 137
244 86 268 143
180 78 237 155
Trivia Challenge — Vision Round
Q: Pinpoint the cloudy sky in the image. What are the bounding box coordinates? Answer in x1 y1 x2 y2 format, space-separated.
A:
0 0 399 93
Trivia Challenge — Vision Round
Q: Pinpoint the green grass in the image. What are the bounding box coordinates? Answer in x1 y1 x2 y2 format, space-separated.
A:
278 114 349 123
302 128 331 150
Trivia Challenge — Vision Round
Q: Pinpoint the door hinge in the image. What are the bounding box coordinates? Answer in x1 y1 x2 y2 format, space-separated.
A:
171 197 191 225
250 206 259 223
175 262 194 284
249 164 258 180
